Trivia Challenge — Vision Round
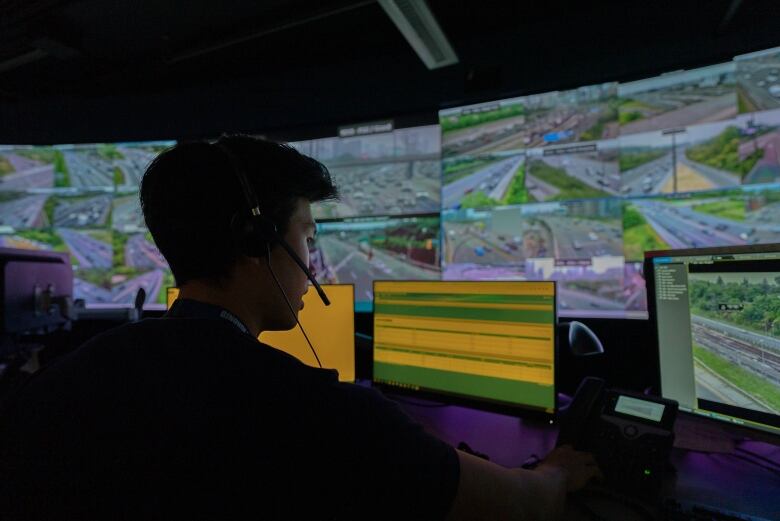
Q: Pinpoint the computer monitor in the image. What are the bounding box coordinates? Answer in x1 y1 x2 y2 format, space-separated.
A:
645 244 780 438
166 284 356 382
372 280 556 416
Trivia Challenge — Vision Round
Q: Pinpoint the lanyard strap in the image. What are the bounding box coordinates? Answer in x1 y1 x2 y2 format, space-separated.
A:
167 298 253 337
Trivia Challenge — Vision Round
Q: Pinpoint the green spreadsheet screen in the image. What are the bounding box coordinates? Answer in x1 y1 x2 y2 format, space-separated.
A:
373 280 556 413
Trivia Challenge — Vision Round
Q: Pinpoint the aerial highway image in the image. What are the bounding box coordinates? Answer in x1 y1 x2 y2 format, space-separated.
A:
442 152 526 209
0 191 49 230
54 141 170 189
619 119 748 196
57 228 113 270
618 62 736 135
622 185 780 261
440 83 618 158
442 198 623 275
110 230 173 305
688 271 780 416
112 191 145 232
311 215 440 308
51 191 112 228
736 46 780 113
525 140 620 201
59 144 121 188
313 160 440 218
292 125 441 219
0 146 56 190
112 141 172 188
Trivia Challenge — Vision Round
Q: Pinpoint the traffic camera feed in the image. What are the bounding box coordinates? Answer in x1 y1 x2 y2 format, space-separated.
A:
617 62 736 135
310 215 441 311
736 46 780 113
291 125 441 219
622 184 780 262
440 83 619 158
688 271 780 417
442 199 627 317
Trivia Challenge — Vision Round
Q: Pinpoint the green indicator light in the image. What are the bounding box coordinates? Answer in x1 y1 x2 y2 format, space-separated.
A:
644 469 651 476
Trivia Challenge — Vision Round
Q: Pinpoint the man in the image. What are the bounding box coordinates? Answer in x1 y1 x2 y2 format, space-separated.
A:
0 135 598 520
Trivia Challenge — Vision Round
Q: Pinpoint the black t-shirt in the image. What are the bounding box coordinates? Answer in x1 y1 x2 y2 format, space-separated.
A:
0 302 459 520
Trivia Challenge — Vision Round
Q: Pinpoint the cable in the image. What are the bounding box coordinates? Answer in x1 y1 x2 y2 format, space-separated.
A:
724 452 780 478
265 244 322 369
386 394 449 408
734 446 780 470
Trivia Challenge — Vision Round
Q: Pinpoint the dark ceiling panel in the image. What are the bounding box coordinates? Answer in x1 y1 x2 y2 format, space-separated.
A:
0 0 779 142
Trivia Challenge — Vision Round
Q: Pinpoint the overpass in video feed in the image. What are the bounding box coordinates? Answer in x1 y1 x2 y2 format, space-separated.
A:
442 199 626 316
618 62 737 136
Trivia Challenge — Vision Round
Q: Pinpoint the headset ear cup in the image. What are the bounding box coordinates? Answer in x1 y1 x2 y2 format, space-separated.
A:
231 213 265 257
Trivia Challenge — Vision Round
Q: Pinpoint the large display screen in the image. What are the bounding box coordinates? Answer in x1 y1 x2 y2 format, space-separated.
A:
438 50 780 319
647 245 780 437
4 46 780 317
0 141 174 307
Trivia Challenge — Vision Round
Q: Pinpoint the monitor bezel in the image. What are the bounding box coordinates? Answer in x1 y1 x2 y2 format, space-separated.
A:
371 279 558 420
644 243 780 439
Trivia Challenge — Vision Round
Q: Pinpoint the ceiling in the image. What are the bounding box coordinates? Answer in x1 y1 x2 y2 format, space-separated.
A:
1 0 779 143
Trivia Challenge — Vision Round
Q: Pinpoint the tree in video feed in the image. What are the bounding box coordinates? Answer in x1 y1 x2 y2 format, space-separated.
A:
525 140 619 202
619 119 743 197
311 216 440 306
684 109 780 185
617 62 736 135
440 83 618 158
688 271 780 415
0 146 57 191
622 185 780 262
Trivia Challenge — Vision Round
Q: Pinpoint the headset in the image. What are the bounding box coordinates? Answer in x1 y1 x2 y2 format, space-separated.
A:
214 139 328 367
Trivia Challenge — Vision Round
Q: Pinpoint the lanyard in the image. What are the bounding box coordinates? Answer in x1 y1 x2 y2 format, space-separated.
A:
166 298 254 338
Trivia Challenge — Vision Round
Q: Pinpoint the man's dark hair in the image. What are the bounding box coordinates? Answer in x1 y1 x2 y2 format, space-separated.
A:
140 135 338 285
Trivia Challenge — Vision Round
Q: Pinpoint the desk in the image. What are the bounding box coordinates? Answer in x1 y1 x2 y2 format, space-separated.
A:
393 397 780 520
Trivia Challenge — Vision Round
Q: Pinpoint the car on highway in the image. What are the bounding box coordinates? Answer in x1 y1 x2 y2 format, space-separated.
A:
770 84 780 98
715 223 728 231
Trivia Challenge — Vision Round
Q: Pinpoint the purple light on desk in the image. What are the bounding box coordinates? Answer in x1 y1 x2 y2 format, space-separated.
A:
397 402 557 468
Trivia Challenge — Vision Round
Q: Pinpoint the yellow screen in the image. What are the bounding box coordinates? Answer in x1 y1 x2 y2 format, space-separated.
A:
373 280 556 412
167 284 355 382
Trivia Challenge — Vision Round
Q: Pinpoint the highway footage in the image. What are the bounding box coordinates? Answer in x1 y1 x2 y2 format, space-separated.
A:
688 272 780 416
0 141 174 306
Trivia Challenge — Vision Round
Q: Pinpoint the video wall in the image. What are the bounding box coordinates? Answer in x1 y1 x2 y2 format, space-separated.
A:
0 142 175 306
3 45 780 315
